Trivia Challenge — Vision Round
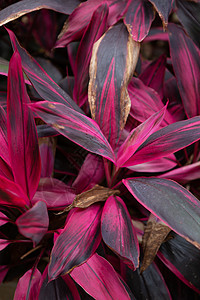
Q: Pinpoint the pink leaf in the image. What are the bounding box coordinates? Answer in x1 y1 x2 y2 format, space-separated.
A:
33 178 75 210
117 105 167 167
16 201 49 245
101 196 139 269
7 51 41 200
48 205 102 280
0 239 10 251
70 253 131 300
0 175 29 208
72 153 105 193
0 212 9 226
14 268 41 300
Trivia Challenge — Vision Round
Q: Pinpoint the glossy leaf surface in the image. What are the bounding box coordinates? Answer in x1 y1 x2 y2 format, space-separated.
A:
101 196 139 269
89 22 140 149
48 205 102 280
124 0 154 41
16 201 49 244
123 177 200 249
71 253 131 300
168 23 200 118
30 101 116 162
7 51 41 200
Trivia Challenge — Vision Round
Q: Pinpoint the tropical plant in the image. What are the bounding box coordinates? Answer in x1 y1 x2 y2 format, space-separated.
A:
0 0 199 299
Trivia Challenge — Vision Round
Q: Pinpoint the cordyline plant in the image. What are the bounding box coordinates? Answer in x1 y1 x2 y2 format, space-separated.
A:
0 0 199 299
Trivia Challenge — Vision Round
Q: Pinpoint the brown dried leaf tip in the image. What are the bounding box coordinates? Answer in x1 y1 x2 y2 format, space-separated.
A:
60 185 120 213
140 213 171 273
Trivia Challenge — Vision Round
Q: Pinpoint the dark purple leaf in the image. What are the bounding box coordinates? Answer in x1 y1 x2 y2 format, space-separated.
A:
7 51 41 200
176 0 200 49
121 262 171 300
48 204 102 280
158 232 200 293
89 22 140 149
6 29 82 112
117 105 167 167
101 196 139 269
0 0 80 26
139 54 166 99
33 178 75 210
124 0 155 41
38 267 81 300
14 268 41 300
16 201 49 245
30 101 116 162
122 116 200 167
73 3 108 106
56 0 129 47
168 23 200 118
39 137 56 178
0 175 29 208
123 177 200 249
148 0 173 27
70 253 131 300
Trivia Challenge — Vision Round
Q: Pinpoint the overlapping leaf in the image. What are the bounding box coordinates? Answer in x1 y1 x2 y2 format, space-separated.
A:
123 177 200 249
16 201 49 245
158 232 200 293
117 105 167 167
7 51 41 200
121 116 200 167
101 196 139 269
6 29 82 112
33 178 75 209
0 105 10 165
30 101 116 162
121 262 171 299
48 205 102 280
73 3 108 105
148 0 173 27
139 54 166 99
38 267 81 300
70 253 131 300
89 22 140 149
0 0 80 27
124 0 155 41
176 0 200 49
168 23 200 118
72 154 105 194
56 0 129 47
14 268 41 300
0 175 29 208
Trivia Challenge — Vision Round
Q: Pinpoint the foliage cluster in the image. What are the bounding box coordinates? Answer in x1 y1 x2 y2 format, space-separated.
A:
0 0 200 299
